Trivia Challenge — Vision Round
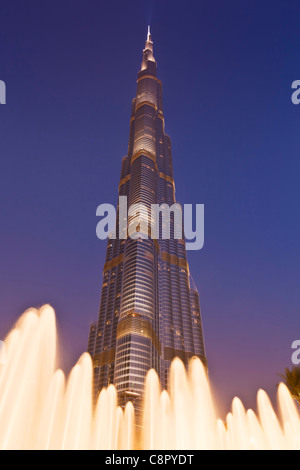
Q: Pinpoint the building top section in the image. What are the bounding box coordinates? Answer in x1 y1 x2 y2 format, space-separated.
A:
140 26 157 76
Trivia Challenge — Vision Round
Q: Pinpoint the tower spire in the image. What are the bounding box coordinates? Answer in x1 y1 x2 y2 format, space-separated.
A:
141 25 155 73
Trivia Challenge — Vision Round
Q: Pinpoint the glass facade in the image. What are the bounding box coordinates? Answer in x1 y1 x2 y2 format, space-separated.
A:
88 29 206 413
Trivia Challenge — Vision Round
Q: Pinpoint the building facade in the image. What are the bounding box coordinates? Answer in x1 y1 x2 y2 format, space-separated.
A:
88 28 206 409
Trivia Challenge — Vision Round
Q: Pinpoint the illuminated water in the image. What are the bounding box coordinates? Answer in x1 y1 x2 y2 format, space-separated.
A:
0 305 299 450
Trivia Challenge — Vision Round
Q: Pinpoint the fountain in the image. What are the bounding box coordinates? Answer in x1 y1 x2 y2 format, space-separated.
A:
0 305 299 450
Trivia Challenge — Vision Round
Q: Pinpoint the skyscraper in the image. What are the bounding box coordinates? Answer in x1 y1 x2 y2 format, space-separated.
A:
88 28 206 411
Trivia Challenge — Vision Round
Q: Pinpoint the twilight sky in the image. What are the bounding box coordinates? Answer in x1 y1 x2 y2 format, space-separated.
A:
0 0 299 414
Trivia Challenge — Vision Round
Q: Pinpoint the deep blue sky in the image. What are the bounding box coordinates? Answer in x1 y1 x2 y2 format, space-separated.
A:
0 0 299 414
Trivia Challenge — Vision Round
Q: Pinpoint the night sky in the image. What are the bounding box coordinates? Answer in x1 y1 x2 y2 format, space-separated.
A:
1 0 299 414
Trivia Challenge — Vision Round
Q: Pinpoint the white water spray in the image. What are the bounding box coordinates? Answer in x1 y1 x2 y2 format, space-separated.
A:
0 305 299 450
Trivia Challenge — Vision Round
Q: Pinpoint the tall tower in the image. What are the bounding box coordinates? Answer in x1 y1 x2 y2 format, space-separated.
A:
88 28 206 411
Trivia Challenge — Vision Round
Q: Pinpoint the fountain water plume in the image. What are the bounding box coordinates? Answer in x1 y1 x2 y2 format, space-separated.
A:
0 305 299 450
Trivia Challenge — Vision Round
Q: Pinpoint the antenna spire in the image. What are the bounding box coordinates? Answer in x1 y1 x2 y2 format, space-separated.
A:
140 25 156 73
